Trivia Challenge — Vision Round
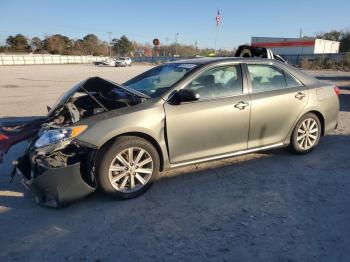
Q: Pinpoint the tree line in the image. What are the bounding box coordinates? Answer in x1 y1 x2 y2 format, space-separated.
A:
1 30 349 57
2 34 117 56
0 33 223 57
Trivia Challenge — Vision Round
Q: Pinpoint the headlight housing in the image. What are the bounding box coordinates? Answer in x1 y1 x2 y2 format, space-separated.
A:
35 125 88 149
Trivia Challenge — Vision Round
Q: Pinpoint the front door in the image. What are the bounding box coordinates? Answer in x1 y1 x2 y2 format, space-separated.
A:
164 64 251 164
246 63 308 148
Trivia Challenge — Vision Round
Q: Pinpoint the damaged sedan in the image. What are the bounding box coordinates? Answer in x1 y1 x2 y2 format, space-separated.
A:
1 58 339 207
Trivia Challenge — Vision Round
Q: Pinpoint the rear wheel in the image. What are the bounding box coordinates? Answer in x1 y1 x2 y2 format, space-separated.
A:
290 113 321 154
96 136 160 199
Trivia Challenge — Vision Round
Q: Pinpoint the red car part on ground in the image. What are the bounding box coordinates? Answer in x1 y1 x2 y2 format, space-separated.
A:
0 119 43 163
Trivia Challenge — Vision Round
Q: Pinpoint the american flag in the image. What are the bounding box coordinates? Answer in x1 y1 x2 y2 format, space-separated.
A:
216 10 221 27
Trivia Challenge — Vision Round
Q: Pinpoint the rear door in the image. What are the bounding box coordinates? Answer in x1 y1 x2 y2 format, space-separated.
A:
164 63 251 164
245 63 308 148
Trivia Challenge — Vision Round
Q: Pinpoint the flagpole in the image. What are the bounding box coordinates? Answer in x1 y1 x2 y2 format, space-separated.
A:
214 9 220 55
214 25 218 55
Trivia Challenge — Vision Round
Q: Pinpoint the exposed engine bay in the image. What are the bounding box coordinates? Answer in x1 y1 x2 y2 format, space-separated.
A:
47 76 147 127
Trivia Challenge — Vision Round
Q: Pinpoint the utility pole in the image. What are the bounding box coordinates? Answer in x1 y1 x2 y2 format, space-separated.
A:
175 33 179 56
299 28 304 55
165 37 169 57
195 40 198 56
107 32 112 57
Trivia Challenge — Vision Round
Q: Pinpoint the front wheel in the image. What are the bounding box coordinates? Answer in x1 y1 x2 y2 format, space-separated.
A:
96 136 160 199
289 113 321 154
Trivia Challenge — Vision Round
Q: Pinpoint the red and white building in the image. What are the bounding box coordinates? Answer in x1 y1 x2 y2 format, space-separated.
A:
251 37 340 55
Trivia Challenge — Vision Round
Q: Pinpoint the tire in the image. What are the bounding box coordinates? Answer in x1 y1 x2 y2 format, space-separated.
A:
240 48 252 58
289 113 321 154
96 136 160 199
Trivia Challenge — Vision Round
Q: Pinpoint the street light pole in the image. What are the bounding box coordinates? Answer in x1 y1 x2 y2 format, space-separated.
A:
107 32 112 57
175 33 179 56
165 37 169 57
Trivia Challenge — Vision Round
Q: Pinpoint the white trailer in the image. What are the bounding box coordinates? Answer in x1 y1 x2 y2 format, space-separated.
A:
251 37 340 55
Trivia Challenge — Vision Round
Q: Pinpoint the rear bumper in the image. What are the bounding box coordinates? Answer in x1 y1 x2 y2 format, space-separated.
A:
324 118 338 135
17 160 95 208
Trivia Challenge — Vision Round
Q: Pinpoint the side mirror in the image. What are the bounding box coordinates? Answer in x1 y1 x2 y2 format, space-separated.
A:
168 89 200 104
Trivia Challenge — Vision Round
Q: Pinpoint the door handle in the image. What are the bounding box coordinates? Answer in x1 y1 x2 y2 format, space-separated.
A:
234 101 249 110
295 92 306 100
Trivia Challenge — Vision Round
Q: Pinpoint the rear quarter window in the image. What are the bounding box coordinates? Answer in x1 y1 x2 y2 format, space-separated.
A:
284 71 303 87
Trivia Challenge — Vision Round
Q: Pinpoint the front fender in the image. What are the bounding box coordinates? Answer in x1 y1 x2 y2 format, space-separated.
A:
77 105 170 169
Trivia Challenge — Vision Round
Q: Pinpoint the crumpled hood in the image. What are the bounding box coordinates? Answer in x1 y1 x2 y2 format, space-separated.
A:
48 77 149 117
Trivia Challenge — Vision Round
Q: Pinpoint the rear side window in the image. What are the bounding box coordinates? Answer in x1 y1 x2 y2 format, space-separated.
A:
247 64 286 92
247 64 302 92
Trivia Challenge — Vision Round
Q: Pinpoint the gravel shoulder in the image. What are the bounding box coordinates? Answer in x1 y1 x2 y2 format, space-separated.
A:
0 65 350 262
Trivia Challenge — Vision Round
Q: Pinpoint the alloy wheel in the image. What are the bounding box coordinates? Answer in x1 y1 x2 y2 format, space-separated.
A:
108 147 153 193
296 118 319 150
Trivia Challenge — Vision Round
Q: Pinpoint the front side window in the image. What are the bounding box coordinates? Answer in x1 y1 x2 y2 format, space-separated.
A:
186 65 243 100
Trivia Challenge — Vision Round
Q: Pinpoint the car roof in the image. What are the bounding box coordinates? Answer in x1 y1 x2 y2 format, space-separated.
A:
168 57 318 86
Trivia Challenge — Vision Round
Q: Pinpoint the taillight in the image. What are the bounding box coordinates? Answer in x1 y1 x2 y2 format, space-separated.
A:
334 86 340 96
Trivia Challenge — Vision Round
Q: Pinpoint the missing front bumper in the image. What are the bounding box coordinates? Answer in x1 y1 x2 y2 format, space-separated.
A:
17 162 95 208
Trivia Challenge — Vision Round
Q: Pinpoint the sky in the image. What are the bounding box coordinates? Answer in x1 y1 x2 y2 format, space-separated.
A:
0 0 349 50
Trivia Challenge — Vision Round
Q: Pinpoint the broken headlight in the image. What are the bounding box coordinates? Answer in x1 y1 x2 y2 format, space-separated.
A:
35 125 88 149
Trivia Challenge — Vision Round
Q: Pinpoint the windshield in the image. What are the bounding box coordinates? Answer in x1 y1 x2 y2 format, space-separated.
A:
123 63 198 97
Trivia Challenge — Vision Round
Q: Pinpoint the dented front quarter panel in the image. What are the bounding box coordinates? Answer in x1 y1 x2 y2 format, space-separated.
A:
77 97 171 168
